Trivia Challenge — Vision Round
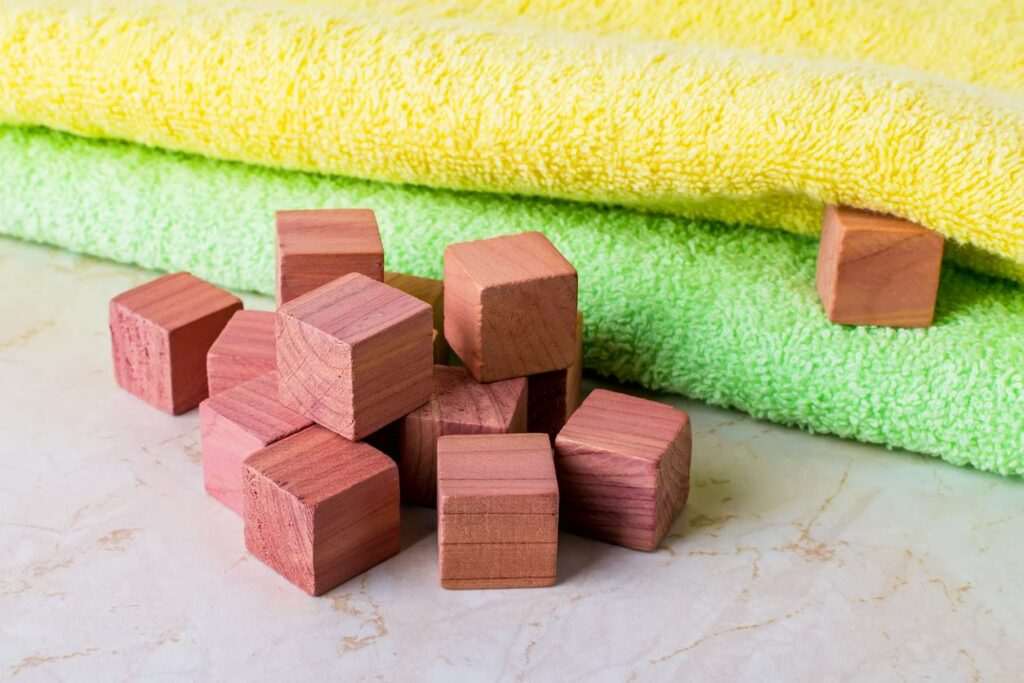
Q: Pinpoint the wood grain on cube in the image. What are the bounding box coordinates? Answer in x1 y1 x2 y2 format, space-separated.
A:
199 372 312 514
444 232 578 382
275 209 384 305
243 426 400 596
437 433 558 589
399 365 527 506
385 271 447 363
816 206 944 327
528 313 584 437
276 273 433 440
110 272 241 414
206 310 276 396
554 389 691 552
439 544 559 590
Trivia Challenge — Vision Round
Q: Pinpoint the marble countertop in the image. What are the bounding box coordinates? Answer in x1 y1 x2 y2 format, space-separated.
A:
2 236 1021 681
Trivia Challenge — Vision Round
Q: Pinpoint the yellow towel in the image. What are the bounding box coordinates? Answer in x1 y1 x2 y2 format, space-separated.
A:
2 0 1023 282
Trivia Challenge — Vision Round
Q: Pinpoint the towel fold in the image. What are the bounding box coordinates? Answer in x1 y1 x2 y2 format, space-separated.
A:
3 125 1021 476
2 0 1024 283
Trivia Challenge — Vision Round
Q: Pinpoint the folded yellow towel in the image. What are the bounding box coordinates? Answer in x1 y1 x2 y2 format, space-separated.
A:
2 0 1023 282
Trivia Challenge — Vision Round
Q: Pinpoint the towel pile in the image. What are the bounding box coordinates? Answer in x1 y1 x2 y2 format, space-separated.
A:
1 1 1021 474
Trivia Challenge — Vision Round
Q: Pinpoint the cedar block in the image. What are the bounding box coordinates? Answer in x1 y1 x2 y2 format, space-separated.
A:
444 232 578 382
275 209 384 305
528 312 584 437
399 365 527 506
816 206 944 327
243 426 400 596
276 273 433 440
109 272 242 414
437 433 558 589
206 310 276 396
199 372 312 514
385 271 448 363
554 389 691 552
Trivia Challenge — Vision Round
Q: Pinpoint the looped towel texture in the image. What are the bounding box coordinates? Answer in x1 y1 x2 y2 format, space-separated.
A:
2 0 1024 282
0 1 1022 474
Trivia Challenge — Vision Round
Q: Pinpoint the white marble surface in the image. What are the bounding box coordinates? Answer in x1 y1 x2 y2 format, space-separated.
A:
1 236 1022 682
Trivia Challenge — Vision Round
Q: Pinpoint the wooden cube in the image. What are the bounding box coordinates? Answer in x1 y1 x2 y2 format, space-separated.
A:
444 232 577 382
385 271 448 363
554 389 691 552
109 272 242 414
276 273 433 440
816 206 944 327
275 209 384 305
437 433 558 589
527 313 584 437
206 310 276 396
243 426 400 596
399 366 527 506
199 372 312 514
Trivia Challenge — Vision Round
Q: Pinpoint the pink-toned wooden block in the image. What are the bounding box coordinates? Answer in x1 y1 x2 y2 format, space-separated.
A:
554 389 691 551
243 426 400 596
276 273 433 440
275 209 384 305
199 372 312 514
109 272 242 414
816 206 944 327
444 232 578 382
527 313 584 437
437 433 558 589
206 310 276 396
385 271 448 363
399 365 527 506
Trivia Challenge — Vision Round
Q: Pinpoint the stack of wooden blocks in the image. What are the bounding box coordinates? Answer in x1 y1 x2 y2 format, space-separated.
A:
109 209 694 595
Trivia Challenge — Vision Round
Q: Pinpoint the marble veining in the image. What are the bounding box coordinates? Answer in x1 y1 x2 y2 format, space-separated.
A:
1 237 1021 681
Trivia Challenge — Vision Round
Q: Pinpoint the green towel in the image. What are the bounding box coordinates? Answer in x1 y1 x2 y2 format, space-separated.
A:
3 125 1022 476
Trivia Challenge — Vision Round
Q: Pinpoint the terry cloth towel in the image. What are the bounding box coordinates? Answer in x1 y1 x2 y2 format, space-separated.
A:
2 0 1024 284
2 126 1022 476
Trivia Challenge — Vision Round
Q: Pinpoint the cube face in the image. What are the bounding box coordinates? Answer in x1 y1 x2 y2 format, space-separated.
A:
276 209 384 305
200 372 312 514
243 426 400 596
385 271 448 363
437 433 558 589
816 206 944 327
444 232 578 382
109 272 242 414
439 545 558 590
399 366 527 506
206 310 277 396
276 273 434 440
554 389 691 552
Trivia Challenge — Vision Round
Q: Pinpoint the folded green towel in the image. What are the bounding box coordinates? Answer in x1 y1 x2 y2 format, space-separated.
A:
3 125 1022 475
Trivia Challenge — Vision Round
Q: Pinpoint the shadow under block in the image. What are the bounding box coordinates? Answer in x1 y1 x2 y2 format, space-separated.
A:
527 313 584 437
554 389 691 552
206 310 276 396
816 206 944 328
275 209 384 305
243 426 400 596
199 372 312 515
276 273 434 440
444 232 578 382
109 272 242 415
437 433 558 589
399 366 527 506
385 271 448 363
